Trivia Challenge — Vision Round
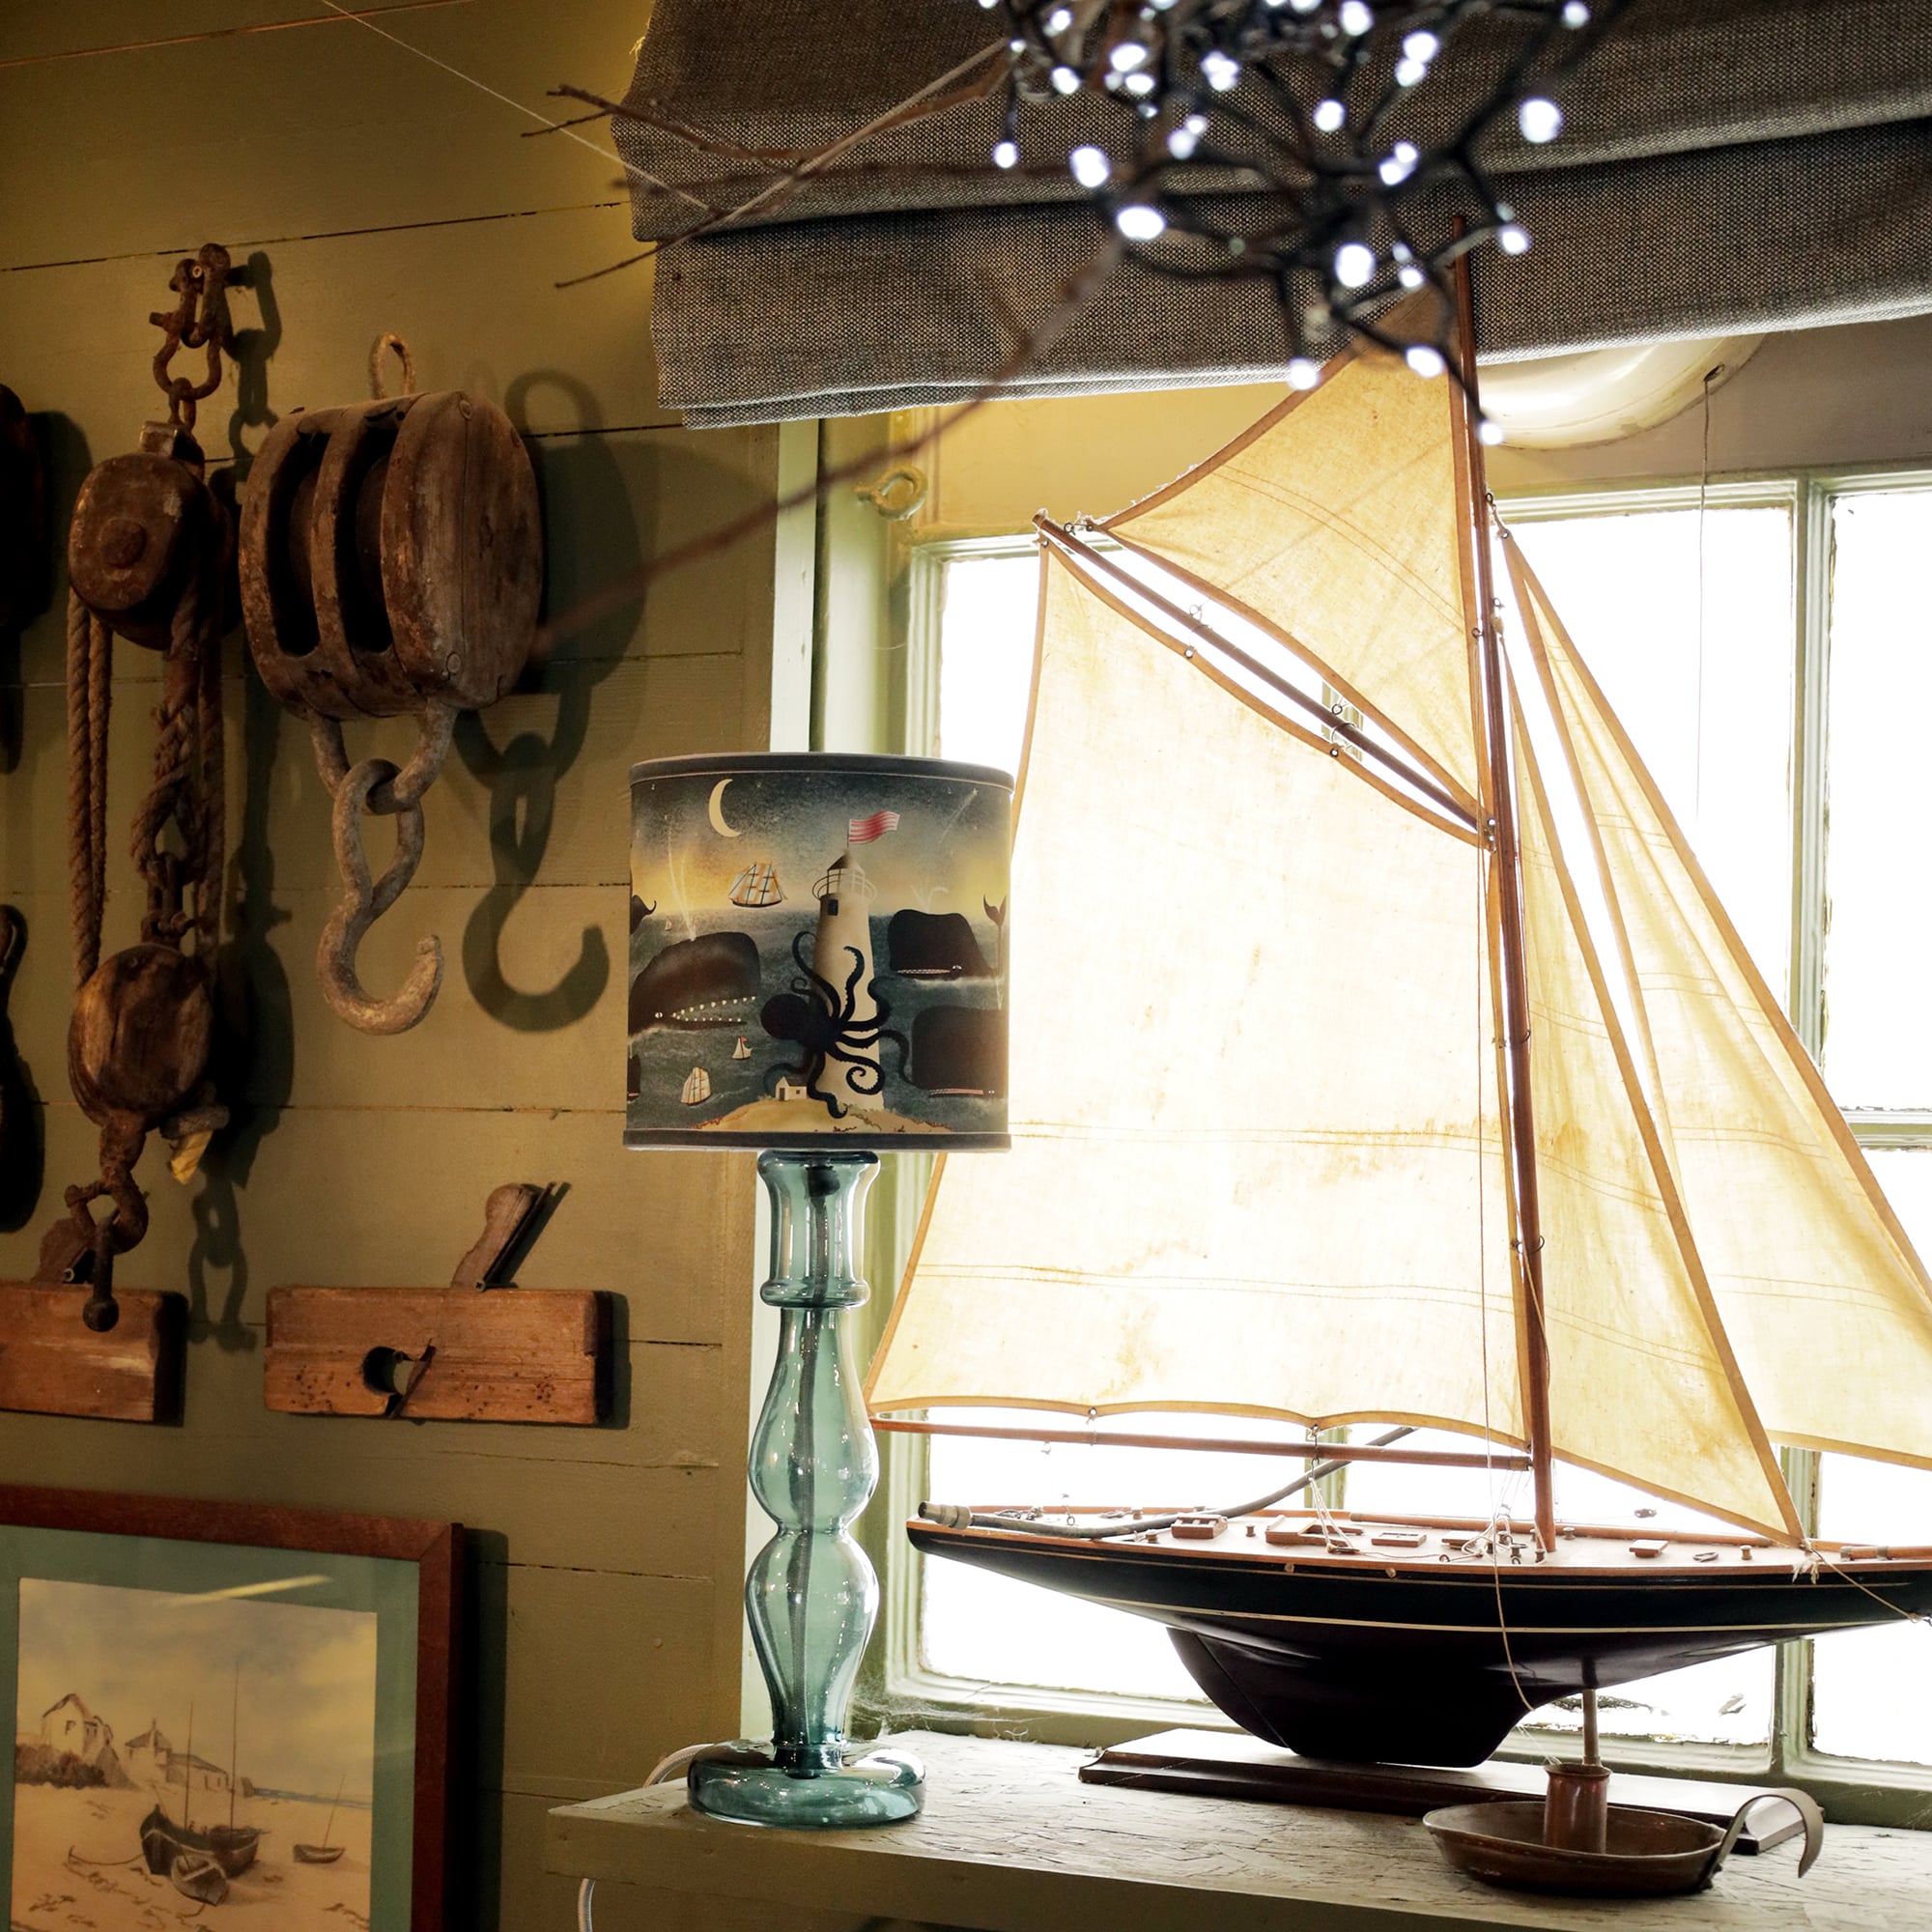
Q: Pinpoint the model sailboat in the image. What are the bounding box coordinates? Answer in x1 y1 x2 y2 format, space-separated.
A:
865 299 1932 1769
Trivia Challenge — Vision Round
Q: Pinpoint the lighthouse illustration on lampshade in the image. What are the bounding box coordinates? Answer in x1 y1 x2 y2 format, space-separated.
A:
625 754 1011 1149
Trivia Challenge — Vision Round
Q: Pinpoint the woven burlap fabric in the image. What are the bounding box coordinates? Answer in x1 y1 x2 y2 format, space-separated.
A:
620 0 1932 422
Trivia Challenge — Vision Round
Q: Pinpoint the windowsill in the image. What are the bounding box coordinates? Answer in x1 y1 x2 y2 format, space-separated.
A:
547 1729 1932 1930
869 1668 1932 1830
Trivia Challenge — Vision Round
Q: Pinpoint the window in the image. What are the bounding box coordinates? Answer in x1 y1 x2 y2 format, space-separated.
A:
877 474 1932 1796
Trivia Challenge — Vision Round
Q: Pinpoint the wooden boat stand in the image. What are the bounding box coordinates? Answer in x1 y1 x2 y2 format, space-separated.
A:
1081 1723 1806 1857
266 1181 612 1423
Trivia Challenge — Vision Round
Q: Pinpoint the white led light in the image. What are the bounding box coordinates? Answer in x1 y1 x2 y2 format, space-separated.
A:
1202 48 1240 90
1397 263 1425 289
1378 138 1418 185
1394 56 1426 86
1339 0 1373 36
1167 124 1200 158
1334 240 1376 288
1122 71 1155 95
1069 144 1111 187
1312 97 1346 132
1478 416 1507 445
993 139 1019 170
1051 64 1081 94
1405 343 1446 378
1562 1 1590 24
1116 204 1168 240
1497 222 1531 254
1287 356 1321 390
1518 96 1563 143
1109 40 1149 71
1045 5 1074 28
1403 30 1439 61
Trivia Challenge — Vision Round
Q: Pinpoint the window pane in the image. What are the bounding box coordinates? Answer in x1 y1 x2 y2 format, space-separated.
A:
1821 490 1932 1107
1508 507 1794 999
1811 1148 1932 1766
936 552 1037 776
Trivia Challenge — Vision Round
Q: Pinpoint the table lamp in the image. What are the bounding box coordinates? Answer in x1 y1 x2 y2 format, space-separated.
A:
627 751 1012 1828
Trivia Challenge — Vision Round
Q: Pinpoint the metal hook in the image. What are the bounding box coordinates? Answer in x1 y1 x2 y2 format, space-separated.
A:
309 703 456 1033
854 464 929 522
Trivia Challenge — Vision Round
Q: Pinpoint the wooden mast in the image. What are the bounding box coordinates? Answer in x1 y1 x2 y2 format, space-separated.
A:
1451 244 1557 1550
228 1662 239 1833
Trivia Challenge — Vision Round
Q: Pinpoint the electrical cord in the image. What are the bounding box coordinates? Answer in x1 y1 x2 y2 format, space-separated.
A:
919 1424 1415 1541
577 1741 750 1931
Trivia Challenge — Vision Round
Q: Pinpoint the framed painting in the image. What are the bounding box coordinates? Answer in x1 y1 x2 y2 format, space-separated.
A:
0 1486 458 1931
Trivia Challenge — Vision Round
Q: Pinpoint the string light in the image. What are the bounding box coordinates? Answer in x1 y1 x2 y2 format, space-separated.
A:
1519 97 1564 142
984 0 1628 390
1068 144 1110 187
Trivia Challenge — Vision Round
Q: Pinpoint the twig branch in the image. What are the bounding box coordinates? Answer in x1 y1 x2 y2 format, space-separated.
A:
545 38 1009 290
535 236 1124 653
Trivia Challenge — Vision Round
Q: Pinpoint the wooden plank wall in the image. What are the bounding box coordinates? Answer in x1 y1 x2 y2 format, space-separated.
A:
0 5 850 1924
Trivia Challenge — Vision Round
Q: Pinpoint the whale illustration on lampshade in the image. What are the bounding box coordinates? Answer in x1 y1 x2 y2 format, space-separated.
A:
626 753 1012 1149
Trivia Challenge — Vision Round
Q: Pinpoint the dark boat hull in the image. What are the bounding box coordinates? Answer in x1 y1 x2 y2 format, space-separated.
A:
909 1520 1932 1765
140 1805 259 1879
208 1822 260 1876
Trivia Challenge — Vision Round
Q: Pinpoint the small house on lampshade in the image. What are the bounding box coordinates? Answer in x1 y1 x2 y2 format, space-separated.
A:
625 752 1011 1829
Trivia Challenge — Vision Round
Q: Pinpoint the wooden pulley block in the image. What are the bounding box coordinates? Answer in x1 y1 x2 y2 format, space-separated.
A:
241 388 540 719
68 421 216 649
0 383 45 632
67 944 213 1129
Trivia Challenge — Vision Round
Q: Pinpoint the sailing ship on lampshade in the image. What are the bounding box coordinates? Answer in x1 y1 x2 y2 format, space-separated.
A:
870 327 1932 1771
627 753 1011 1150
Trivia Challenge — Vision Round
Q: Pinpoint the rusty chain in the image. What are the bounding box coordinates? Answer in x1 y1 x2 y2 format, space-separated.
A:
149 243 234 434
307 701 458 1033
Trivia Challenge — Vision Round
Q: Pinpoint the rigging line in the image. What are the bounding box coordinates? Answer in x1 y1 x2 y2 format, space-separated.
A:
1693 363 1721 823
310 0 712 213
1812 1547 1929 1630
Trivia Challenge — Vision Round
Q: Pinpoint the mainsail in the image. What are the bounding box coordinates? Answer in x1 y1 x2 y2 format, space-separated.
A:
867 339 1932 1542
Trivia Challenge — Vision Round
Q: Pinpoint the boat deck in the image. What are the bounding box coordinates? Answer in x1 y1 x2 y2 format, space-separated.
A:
936 1507 1932 1579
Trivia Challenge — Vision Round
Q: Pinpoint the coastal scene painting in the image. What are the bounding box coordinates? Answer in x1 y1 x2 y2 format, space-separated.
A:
627 754 1012 1148
12 1578 377 1930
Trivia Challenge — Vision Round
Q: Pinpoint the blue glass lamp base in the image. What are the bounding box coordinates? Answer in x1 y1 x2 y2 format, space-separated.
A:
689 1746 924 1829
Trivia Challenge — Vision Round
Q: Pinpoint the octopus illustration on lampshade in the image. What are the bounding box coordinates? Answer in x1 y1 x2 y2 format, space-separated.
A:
626 753 1011 1149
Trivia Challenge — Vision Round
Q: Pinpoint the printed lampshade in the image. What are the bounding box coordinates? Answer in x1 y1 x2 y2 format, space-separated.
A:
626 753 1012 1150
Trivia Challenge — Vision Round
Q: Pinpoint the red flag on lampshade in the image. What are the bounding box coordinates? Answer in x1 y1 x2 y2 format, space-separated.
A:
848 810 900 844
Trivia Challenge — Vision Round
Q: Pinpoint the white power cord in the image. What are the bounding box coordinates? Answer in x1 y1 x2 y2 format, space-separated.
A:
576 1741 744 1931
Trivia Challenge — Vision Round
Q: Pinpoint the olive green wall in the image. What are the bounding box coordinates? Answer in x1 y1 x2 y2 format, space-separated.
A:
0 5 790 1925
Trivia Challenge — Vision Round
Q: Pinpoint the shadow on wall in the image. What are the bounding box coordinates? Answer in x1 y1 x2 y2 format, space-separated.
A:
191 251 287 1349
453 370 638 1035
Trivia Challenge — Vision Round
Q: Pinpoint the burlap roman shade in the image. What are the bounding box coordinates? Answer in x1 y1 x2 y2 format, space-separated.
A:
615 1 1932 427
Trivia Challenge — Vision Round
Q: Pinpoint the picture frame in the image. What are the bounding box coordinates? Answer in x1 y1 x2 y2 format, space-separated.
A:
0 1484 459 1932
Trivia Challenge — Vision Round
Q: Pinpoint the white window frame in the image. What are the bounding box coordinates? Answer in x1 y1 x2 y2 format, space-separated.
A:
855 473 1932 1819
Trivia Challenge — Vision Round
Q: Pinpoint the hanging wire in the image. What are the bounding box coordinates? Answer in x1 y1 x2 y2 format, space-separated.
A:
1692 361 1723 821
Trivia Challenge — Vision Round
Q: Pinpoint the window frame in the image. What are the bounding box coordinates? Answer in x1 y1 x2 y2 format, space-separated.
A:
857 468 1932 1817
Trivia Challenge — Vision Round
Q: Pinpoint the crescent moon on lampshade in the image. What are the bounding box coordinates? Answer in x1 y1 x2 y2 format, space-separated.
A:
708 779 743 838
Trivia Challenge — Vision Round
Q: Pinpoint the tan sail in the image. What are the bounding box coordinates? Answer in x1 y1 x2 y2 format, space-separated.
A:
1514 705 1799 1538
867 540 1521 1436
1510 545 1932 1474
871 334 1929 1534
1102 346 1481 810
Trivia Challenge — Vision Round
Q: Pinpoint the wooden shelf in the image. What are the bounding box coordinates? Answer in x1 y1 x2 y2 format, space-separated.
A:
546 1729 1932 1931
